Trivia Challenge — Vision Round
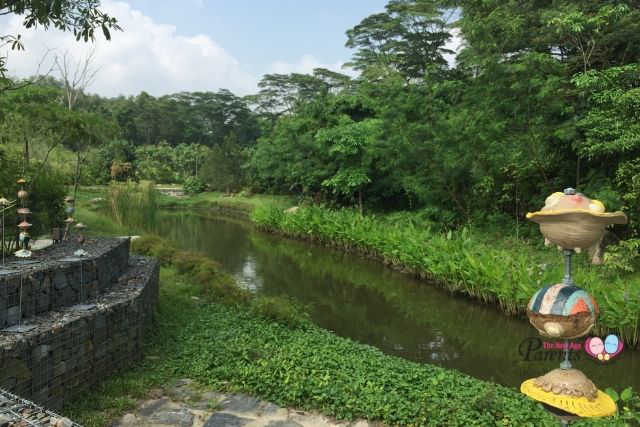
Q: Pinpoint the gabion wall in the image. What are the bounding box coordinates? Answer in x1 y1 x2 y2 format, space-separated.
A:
0 255 159 410
1 387 81 426
0 239 130 328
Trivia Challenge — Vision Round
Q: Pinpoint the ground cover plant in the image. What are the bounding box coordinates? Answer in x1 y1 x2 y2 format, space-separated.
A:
62 235 640 427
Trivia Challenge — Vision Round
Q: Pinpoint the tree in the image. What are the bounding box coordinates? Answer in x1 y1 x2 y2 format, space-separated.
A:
316 116 383 214
545 3 632 73
0 0 120 92
572 64 640 233
345 0 453 79
201 133 247 192
54 49 102 197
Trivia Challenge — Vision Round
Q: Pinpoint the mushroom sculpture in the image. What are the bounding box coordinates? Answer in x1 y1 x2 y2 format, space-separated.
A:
527 189 626 259
520 188 626 419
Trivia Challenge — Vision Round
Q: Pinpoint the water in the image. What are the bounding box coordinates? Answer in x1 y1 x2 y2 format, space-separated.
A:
149 210 640 391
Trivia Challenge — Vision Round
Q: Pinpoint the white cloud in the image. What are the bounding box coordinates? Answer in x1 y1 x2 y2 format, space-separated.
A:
268 54 356 77
0 1 257 97
443 27 463 67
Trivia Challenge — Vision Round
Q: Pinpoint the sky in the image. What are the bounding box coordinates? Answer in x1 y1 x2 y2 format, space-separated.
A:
0 1 459 98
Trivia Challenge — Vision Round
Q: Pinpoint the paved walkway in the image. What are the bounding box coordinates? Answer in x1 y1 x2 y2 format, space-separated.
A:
112 379 382 427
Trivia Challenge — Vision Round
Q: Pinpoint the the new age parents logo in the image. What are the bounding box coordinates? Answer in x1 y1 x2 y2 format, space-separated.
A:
519 334 623 363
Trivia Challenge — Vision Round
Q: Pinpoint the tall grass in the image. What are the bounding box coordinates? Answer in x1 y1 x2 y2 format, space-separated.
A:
252 204 640 347
108 181 158 230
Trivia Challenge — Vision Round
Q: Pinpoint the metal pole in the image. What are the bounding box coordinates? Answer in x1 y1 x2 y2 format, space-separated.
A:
560 339 572 370
2 209 4 265
562 249 574 286
18 274 22 327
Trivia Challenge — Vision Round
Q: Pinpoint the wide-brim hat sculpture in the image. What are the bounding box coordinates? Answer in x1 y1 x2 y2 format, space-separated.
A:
526 191 627 251
521 369 616 417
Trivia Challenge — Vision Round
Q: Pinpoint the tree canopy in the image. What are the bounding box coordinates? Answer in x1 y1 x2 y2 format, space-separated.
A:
0 0 120 90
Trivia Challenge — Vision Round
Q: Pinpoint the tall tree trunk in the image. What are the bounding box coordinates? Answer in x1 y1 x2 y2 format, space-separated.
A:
358 188 363 217
73 151 82 200
23 136 29 169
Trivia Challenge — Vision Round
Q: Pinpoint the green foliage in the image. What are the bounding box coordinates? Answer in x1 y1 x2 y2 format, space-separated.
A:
0 145 65 236
249 296 310 329
603 239 640 274
28 167 66 235
0 0 120 91
316 116 382 206
200 133 247 192
596 387 640 425
65 265 562 427
345 0 452 78
107 181 158 229
183 176 206 194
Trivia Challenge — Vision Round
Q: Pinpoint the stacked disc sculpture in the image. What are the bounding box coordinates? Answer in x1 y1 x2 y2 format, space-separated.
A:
521 188 627 418
15 178 32 258
63 196 75 240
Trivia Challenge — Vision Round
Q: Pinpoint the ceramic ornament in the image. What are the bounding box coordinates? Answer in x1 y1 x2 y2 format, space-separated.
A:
526 189 626 253
520 188 625 420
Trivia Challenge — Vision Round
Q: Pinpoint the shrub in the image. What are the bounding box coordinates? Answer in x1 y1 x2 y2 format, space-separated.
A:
249 295 310 329
108 180 158 229
183 176 207 194
132 234 251 305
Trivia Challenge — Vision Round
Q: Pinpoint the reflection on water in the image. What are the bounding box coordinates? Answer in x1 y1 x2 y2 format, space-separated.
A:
148 210 640 391
236 255 262 292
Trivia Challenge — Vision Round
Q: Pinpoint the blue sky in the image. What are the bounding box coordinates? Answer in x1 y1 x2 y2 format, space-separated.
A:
1 0 391 97
129 0 389 75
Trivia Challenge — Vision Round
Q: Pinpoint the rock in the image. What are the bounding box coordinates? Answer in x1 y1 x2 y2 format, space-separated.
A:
259 402 281 414
174 378 194 388
203 413 252 427
218 394 262 413
138 398 170 417
118 413 138 426
31 239 53 251
147 388 164 398
149 408 194 426
265 421 303 427
167 379 200 401
193 392 224 410
55 417 73 427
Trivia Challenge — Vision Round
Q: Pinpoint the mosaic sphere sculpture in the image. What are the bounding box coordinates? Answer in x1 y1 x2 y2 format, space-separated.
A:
527 283 598 339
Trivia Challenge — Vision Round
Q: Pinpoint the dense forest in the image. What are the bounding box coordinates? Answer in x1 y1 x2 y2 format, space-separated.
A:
2 0 640 236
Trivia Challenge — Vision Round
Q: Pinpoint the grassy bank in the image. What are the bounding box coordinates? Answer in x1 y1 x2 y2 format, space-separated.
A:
250 204 640 347
157 190 294 213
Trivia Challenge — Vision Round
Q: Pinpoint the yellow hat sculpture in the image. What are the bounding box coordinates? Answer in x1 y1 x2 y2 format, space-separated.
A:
527 190 626 253
521 188 626 419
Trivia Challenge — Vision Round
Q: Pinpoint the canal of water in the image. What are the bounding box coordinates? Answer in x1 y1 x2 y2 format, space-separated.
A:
148 210 640 392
